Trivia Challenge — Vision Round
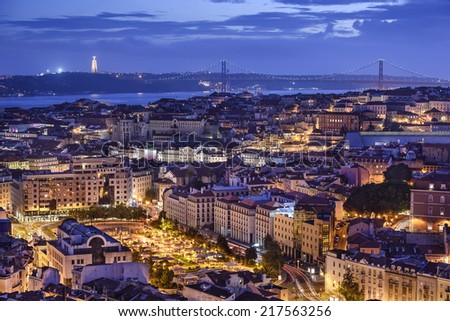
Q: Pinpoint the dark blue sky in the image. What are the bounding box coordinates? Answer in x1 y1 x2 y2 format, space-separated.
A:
1 0 449 78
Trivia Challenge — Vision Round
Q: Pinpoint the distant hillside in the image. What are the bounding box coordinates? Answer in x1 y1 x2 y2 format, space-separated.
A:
1 72 445 97
0 72 205 96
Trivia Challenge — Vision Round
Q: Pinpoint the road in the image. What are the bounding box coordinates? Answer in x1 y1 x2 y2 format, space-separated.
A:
282 264 322 301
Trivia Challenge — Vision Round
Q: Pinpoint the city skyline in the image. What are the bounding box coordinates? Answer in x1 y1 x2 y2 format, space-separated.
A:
1 0 450 78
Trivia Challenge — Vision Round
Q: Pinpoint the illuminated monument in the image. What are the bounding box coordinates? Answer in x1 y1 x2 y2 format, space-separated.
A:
91 56 98 73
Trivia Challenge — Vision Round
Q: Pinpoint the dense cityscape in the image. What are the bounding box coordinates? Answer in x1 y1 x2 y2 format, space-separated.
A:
1 83 450 301
1 0 450 307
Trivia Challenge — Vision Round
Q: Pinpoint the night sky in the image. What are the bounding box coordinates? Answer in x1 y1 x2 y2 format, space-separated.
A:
1 0 449 78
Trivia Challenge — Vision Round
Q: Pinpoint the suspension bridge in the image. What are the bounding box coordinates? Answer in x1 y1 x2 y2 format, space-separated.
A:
158 59 450 92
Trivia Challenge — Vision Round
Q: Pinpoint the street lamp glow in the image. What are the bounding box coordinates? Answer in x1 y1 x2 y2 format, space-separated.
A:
57 68 63 73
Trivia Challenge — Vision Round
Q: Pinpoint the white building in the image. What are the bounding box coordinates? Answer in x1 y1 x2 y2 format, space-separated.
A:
72 261 149 289
46 219 132 285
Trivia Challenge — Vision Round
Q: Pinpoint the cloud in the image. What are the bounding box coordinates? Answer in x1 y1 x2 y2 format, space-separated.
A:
97 12 156 19
327 19 364 37
298 23 328 34
209 0 246 3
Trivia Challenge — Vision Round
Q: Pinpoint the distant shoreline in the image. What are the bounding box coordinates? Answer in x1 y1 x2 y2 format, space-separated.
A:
0 90 349 109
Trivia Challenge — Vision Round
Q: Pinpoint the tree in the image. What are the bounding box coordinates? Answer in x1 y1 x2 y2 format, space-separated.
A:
384 163 412 182
132 249 142 262
344 180 410 216
337 269 364 301
383 121 403 132
144 188 157 202
160 268 175 288
244 247 257 266
261 235 284 278
216 235 232 255
158 210 167 220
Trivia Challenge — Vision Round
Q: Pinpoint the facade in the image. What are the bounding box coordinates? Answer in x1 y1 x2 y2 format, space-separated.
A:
46 219 132 285
229 199 257 245
325 250 450 301
214 196 239 237
410 172 450 232
0 167 12 211
346 156 390 184
11 158 132 221
429 100 450 113
186 190 215 229
164 190 189 225
422 144 450 164
339 164 370 187
0 235 33 293
300 215 331 266
255 201 281 247
148 118 205 138
274 211 295 257
317 112 360 133
354 102 387 119
385 262 420 301
28 267 60 291
325 251 390 301
153 178 175 203
131 169 153 203
28 156 64 172
72 261 149 289
0 157 29 170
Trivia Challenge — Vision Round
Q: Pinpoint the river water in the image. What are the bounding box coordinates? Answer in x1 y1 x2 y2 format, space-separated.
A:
0 89 347 109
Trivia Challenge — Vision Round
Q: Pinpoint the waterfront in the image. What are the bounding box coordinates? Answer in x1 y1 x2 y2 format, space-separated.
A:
0 89 347 109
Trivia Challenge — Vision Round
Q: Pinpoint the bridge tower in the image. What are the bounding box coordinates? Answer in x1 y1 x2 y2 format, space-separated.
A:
378 59 384 90
221 60 228 93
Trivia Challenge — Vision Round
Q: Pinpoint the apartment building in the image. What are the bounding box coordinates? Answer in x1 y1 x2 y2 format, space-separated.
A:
186 190 215 229
148 117 206 138
325 250 450 301
47 218 132 285
164 190 189 225
0 167 12 211
429 100 450 113
274 211 295 257
300 214 331 266
28 155 69 173
214 196 239 237
255 201 281 247
410 172 450 232
10 158 132 221
0 235 33 293
317 112 360 133
229 199 257 245
325 250 390 301
354 102 387 119
346 156 390 183
422 144 450 164
255 200 295 248
131 169 153 203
